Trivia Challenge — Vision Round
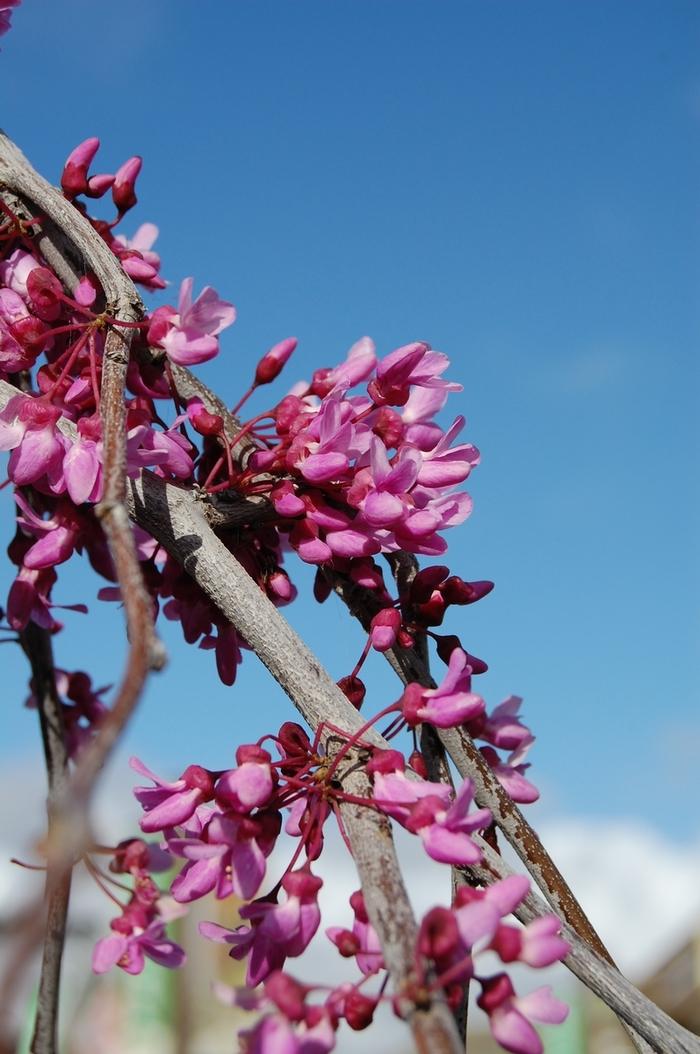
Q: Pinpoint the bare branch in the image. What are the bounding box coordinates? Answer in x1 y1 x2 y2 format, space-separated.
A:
18 623 71 1054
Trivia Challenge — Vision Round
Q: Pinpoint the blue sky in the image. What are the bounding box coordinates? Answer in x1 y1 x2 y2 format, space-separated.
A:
1 1 698 839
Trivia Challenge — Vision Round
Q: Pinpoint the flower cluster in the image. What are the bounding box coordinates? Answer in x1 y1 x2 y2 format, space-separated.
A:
0 125 572 1054
88 712 569 1054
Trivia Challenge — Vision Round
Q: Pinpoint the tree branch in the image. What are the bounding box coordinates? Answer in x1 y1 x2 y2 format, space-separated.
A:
18 623 71 1054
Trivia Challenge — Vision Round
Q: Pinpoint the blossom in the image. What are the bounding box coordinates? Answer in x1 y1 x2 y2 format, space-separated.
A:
168 806 280 902
255 337 298 386
131 757 215 833
326 890 383 976
92 918 185 976
215 745 275 813
200 868 323 986
404 778 491 866
0 393 64 487
490 915 571 969
148 277 236 366
401 647 485 729
481 742 540 804
478 974 568 1054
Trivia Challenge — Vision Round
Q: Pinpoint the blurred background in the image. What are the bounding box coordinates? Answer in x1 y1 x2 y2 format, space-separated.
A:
0 1 698 1050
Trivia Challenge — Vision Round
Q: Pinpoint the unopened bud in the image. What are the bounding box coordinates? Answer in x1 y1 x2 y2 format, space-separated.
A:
254 337 297 386
337 675 366 709
61 137 100 198
441 576 494 606
112 156 142 213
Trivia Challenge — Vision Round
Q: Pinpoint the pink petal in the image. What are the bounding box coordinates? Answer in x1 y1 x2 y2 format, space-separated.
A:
92 934 127 974
517 986 569 1025
490 1005 543 1054
300 451 349 482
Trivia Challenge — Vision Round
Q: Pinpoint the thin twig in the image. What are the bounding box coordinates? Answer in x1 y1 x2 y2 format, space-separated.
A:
19 623 71 1054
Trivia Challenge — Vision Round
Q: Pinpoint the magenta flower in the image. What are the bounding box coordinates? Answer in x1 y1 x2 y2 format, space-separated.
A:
358 437 421 527
131 757 215 833
404 778 491 866
368 342 461 406
215 745 275 813
326 890 384 977
481 742 540 804
63 416 103 504
255 337 298 386
0 393 64 487
148 277 236 366
401 647 485 729
478 974 569 1054
369 749 452 825
414 416 480 489
14 494 80 571
200 868 323 986
168 807 280 902
475 696 534 752
454 875 531 948
490 916 571 969
92 918 185 976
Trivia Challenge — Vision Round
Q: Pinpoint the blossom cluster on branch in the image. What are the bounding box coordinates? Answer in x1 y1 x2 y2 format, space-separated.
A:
0 120 573 1054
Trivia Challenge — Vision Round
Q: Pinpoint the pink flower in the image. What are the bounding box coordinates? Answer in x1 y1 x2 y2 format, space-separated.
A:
112 155 142 213
131 757 215 833
148 277 236 366
454 875 531 948
368 607 402 652
200 868 323 986
478 974 569 1054
113 223 165 289
0 394 64 487
63 415 103 504
168 807 280 902
368 342 461 406
326 890 384 976
404 778 491 866
369 749 452 824
401 648 485 729
473 696 533 752
255 337 298 386
481 742 540 804
357 437 422 527
92 918 185 976
490 916 571 969
60 137 114 199
215 745 275 813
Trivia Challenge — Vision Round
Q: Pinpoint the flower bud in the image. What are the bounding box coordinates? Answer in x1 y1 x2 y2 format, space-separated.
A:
112 156 142 213
61 137 100 198
407 749 428 779
344 991 376 1031
254 337 297 386
337 675 366 709
441 576 494 606
369 607 402 652
409 565 449 604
